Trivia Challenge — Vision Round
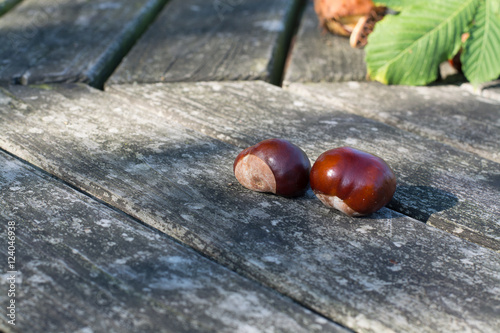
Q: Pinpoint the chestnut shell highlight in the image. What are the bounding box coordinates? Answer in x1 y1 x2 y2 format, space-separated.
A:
310 147 396 216
234 139 311 197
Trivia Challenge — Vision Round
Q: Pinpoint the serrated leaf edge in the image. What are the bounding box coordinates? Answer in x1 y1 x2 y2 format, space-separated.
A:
373 0 478 83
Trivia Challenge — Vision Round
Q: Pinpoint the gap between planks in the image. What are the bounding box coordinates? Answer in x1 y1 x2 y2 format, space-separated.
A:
0 144 353 333
2 83 499 332
90 0 170 89
271 0 307 86
0 0 20 17
0 149 350 333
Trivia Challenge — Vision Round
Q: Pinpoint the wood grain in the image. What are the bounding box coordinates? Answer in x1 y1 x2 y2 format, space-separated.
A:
0 0 168 87
0 150 345 333
1 83 499 333
108 81 500 252
286 81 500 163
108 0 302 85
283 2 367 85
462 81 500 102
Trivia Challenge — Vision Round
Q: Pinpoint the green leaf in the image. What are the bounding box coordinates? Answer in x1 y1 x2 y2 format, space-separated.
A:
461 0 500 85
366 0 479 85
374 1 421 11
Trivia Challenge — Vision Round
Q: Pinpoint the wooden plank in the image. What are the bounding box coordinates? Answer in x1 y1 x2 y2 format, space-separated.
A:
107 81 500 251
0 0 168 87
108 0 302 85
285 81 500 163
283 2 366 85
1 83 500 333
0 0 20 17
483 86 500 101
462 81 500 102
0 151 344 333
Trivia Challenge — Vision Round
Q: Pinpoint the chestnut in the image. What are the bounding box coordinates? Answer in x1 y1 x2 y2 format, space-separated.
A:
234 139 311 197
310 147 396 216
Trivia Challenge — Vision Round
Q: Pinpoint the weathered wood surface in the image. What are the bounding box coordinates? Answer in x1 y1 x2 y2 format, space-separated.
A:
1 84 500 333
483 86 500 101
462 81 500 102
0 0 168 87
285 81 500 163
0 0 20 17
108 81 500 252
0 151 344 333
283 2 366 85
108 0 301 85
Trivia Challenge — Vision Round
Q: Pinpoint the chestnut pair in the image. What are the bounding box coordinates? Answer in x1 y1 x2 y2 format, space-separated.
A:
234 139 396 216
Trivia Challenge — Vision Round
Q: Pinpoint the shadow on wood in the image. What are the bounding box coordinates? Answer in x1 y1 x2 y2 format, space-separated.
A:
0 0 169 88
389 185 459 223
109 0 306 86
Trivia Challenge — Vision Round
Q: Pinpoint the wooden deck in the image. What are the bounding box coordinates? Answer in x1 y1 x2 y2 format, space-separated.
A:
0 1 499 332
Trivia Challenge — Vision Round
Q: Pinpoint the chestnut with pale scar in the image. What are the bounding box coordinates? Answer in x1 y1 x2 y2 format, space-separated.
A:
233 139 311 197
310 147 397 216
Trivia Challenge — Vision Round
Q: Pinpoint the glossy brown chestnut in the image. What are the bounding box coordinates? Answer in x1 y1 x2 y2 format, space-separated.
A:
234 139 311 197
310 147 396 216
